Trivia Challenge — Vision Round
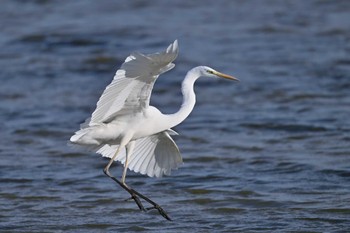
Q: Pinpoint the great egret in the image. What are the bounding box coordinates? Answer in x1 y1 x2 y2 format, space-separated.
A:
70 40 238 220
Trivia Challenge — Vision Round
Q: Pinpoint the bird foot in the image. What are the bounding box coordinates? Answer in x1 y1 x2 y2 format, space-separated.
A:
125 190 172 220
146 205 172 221
104 169 171 221
129 188 172 221
123 194 146 211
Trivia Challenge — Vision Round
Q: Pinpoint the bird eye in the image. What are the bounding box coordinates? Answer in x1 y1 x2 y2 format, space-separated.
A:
206 70 214 74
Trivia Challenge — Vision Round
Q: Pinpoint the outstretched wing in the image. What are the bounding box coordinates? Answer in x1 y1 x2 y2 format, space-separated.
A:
88 40 179 125
96 130 183 178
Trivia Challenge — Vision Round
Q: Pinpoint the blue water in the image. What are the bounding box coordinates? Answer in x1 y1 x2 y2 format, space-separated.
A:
1 0 350 232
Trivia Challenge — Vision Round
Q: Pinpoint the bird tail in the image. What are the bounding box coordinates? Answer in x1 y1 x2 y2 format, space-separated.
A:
70 129 87 143
68 128 104 152
69 127 101 145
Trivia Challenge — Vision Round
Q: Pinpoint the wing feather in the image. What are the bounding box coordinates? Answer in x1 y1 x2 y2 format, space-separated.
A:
131 137 153 173
154 131 182 176
97 144 126 162
96 130 182 178
90 77 137 123
88 40 179 125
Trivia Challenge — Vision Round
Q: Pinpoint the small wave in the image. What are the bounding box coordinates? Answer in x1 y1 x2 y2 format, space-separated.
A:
240 122 328 133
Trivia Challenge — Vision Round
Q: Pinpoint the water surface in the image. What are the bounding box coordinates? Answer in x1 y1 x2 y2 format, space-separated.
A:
1 0 350 232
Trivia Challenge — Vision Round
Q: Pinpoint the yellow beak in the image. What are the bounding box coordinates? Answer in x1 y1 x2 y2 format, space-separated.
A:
214 71 239 81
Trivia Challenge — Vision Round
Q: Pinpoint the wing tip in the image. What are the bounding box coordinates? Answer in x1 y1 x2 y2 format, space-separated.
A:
173 39 178 50
167 39 179 54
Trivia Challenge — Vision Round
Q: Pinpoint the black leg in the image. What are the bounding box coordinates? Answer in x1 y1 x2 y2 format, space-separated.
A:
128 187 172 221
103 168 172 221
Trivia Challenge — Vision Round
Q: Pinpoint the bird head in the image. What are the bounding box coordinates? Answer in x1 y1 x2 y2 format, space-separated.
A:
199 66 239 81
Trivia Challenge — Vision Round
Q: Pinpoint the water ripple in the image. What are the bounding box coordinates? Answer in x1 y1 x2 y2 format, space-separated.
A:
1 0 350 232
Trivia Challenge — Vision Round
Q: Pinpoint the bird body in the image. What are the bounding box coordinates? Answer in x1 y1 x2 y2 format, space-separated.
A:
69 40 237 220
71 106 162 144
71 66 208 144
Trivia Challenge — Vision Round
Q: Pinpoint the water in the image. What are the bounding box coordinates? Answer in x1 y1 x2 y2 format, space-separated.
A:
1 0 350 232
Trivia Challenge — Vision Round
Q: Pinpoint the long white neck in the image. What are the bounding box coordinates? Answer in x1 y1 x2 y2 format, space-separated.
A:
164 67 202 129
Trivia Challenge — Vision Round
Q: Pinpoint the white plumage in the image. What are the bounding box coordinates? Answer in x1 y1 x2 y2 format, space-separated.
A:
71 41 182 178
96 129 181 178
69 40 237 220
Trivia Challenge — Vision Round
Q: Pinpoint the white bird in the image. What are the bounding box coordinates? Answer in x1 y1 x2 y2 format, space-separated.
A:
70 40 238 220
